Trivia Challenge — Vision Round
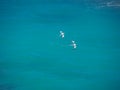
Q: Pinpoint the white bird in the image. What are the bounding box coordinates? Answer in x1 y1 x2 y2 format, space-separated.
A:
71 40 77 49
72 40 75 44
59 31 64 38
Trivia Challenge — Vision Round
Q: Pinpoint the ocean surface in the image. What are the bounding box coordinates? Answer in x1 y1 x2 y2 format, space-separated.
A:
0 0 120 90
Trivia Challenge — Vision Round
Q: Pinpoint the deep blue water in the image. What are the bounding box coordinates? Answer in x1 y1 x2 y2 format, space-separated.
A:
0 0 120 90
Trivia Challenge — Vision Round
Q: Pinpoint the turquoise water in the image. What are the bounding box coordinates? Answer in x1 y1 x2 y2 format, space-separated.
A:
0 0 120 90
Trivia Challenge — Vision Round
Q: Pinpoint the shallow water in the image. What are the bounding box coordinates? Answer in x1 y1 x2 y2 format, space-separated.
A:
0 0 120 90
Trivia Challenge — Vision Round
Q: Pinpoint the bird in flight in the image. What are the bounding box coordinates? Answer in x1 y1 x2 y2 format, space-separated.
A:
59 30 77 49
59 31 64 38
71 40 77 49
